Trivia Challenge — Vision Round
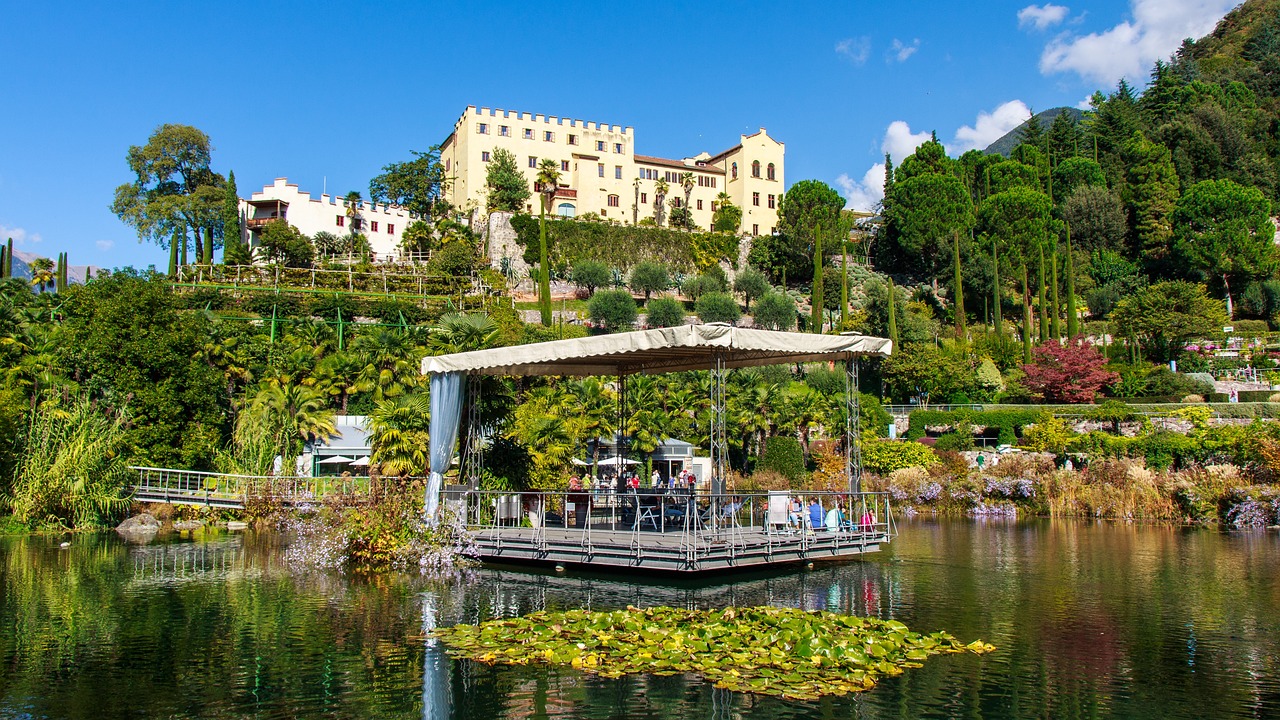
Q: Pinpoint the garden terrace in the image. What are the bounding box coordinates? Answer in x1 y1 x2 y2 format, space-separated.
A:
173 263 487 298
422 324 894 574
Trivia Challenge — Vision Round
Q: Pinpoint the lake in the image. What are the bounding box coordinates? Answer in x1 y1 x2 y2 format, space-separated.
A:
1 518 1276 719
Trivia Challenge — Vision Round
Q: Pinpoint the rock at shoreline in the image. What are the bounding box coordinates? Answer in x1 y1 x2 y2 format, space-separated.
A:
116 513 161 538
173 520 203 532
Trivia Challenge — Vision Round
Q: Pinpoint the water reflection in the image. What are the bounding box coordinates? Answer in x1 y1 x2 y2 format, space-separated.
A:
0 519 1277 719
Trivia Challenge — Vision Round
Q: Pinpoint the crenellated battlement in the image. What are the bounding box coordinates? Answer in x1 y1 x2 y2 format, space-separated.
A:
464 104 632 135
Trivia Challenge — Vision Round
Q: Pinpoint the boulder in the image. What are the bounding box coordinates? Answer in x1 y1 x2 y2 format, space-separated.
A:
116 513 161 534
173 520 203 532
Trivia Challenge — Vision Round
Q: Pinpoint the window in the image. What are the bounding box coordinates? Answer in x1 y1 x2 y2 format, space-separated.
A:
336 215 345 227
608 194 620 207
481 151 491 162
711 202 718 212
523 128 533 139
673 197 682 208
697 199 703 210
770 226 775 235
370 221 379 232
614 142 623 153
596 140 606 151
767 163 776 181
601 209 608 216
477 122 489 134
697 175 717 188
598 163 605 177
445 159 451 171
388 224 395 234
351 219 363 231
544 130 555 142
752 192 760 206
529 156 538 168
638 168 658 180
557 203 576 217
499 125 510 137
731 162 738 179
767 194 775 209
751 160 761 178
561 160 570 172
641 192 647 203
615 166 622 179
753 223 759 236
568 134 578 145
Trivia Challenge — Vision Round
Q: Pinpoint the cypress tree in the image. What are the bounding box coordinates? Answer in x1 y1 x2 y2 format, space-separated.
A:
1050 245 1061 340
886 276 899 348
991 240 1003 340
1021 263 1032 364
3 237 11 278
1066 222 1079 339
169 231 180 277
840 239 849 331
811 222 824 333
1038 244 1048 343
222 170 242 263
203 227 214 265
180 226 188 267
953 230 965 342
0 246 6 280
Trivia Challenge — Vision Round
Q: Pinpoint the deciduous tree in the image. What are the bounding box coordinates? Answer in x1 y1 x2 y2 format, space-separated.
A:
1021 337 1117 403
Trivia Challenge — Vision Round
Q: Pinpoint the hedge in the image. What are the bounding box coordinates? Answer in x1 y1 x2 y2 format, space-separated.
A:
907 409 1043 444
862 438 939 475
757 436 808 485
509 214 739 275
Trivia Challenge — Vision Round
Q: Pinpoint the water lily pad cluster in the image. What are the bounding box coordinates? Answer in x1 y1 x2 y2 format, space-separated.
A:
434 605 995 700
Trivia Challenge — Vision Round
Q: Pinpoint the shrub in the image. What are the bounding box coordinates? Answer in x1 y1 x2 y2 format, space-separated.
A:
428 240 478 277
1021 337 1117 403
645 297 685 328
1021 413 1073 455
571 260 611 294
628 261 670 301
695 291 741 325
757 436 808 486
752 291 797 330
587 289 638 332
733 267 770 311
862 438 938 475
934 432 975 452
1182 394 1206 403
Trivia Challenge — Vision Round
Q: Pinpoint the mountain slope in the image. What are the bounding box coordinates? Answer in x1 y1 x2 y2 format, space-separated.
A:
983 107 1085 156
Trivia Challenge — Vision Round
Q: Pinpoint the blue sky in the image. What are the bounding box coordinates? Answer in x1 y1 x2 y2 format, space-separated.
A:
0 0 1240 270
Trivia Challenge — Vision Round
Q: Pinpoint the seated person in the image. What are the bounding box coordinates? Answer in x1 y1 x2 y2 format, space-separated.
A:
788 497 804 529
808 498 824 531
825 503 844 532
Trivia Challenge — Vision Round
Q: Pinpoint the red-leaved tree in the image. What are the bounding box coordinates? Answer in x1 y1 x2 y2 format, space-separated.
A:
1022 337 1118 403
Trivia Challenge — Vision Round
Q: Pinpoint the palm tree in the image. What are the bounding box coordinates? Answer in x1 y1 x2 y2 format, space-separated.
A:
535 158 562 326
632 178 641 226
28 258 54 293
680 172 695 230
369 393 431 476
242 382 337 465
313 351 369 412
430 313 500 354
198 334 253 410
653 178 670 227
354 328 423 402
562 377 615 474
344 191 363 239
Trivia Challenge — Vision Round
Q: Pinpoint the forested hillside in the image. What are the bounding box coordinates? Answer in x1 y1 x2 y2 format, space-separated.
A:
876 0 1280 330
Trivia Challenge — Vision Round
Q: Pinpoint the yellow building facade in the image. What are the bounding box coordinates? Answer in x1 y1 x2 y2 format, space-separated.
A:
440 106 784 236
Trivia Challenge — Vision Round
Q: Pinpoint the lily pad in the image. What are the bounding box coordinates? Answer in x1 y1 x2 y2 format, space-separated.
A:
433 606 994 699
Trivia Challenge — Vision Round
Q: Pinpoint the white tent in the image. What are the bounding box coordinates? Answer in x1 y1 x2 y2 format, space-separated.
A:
351 456 371 467
317 455 355 464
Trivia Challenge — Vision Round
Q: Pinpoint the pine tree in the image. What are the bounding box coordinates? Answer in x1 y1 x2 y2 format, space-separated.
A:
953 229 965 342
1065 222 1079 339
841 239 849 330
1018 108 1045 149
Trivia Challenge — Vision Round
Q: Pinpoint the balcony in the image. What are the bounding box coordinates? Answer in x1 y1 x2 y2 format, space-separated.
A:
246 217 283 230
555 187 577 199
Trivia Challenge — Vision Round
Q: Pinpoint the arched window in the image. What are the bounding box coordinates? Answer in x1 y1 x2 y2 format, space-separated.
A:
731 162 738 179
607 194 619 207
556 203 576 217
751 160 761 178
767 163 775 181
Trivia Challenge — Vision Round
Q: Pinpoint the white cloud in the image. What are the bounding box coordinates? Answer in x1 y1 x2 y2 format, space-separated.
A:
0 224 43 245
882 120 932 160
952 100 1032 152
1040 0 1236 86
837 163 887 213
1018 4 1070 30
835 36 871 65
95 240 114 251
890 38 920 62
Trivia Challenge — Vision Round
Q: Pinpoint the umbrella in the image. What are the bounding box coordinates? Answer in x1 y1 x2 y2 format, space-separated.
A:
317 455 355 464
597 457 640 466
571 458 590 466
351 456 371 466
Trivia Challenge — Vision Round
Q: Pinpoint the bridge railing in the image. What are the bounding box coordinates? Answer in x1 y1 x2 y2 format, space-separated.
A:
128 467 403 506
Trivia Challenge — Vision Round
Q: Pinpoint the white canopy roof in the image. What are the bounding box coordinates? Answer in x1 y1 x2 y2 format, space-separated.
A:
421 324 891 377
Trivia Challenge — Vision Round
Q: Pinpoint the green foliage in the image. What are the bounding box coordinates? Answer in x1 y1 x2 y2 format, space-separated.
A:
862 438 939 474
1022 413 1074 455
757 435 807 485
587 289 638 332
695 291 741 325
1052 157 1106 204
508 214 737 275
1125 132 1181 270
733 267 770 311
435 606 994 701
1111 281 1229 360
628 261 670 301
258 220 315 268
1172 178 1276 295
882 172 974 278
645 297 684 328
368 147 448 220
881 344 976 405
485 148 531 213
570 259 610 294
220 170 242 262
907 408 1044 445
5 395 131 529
753 291 797 330
426 238 478 277
713 202 742 232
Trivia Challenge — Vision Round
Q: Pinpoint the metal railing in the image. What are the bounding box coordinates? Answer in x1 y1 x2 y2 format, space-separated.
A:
128 466 393 507
456 489 895 562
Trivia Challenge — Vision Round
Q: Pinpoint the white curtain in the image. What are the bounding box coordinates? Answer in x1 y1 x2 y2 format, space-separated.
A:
426 371 465 519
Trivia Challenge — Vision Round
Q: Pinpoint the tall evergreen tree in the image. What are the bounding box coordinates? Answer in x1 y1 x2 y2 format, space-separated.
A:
811 223 824 333
1065 223 1079 338
1021 263 1033 364
1038 244 1048 343
886 277 899 349
1050 249 1061 340
992 239 1003 340
953 230 966 341
1125 132 1180 271
221 170 242 263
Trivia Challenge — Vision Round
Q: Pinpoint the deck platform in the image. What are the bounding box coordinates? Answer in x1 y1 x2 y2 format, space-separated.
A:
462 490 895 575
